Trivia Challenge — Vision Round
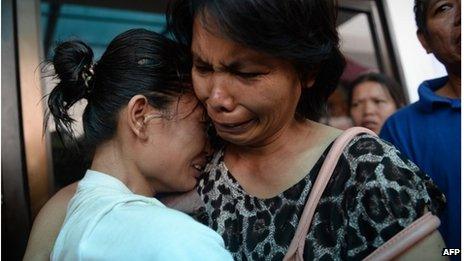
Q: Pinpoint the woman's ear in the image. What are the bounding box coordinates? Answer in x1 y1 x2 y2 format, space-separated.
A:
127 95 151 140
304 78 316 89
302 70 317 89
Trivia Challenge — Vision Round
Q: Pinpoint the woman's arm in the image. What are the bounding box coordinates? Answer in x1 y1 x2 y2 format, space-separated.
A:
23 183 77 261
338 134 447 260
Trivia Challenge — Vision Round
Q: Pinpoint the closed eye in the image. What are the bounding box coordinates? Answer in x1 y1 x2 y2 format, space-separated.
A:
374 99 387 104
235 71 264 79
194 64 213 74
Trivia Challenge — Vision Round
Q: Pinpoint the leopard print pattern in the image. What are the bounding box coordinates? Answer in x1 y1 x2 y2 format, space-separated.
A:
195 134 445 260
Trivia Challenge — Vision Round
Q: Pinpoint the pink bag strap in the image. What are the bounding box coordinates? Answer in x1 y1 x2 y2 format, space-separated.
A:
284 127 376 261
363 212 440 260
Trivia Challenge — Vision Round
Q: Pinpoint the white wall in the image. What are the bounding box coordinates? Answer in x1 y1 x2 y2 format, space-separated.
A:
383 0 447 102
339 13 378 70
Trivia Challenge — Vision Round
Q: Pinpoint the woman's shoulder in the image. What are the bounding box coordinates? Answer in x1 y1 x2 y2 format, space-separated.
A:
103 199 217 236
343 133 440 190
342 133 430 183
340 133 445 213
324 132 422 192
23 183 77 261
321 132 445 214
87 201 232 260
345 133 399 159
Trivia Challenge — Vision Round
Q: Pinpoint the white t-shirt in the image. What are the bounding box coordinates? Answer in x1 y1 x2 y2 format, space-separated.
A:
51 170 232 260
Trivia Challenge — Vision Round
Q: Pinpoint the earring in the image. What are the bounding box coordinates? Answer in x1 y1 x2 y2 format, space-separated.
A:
143 113 164 123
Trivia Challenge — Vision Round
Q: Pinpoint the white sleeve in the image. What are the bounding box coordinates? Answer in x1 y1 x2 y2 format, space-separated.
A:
79 203 233 261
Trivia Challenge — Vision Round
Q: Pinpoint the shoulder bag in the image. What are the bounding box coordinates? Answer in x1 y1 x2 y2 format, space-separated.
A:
283 127 441 261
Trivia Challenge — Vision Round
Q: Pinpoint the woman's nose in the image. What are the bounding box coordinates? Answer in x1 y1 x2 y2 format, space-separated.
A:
207 74 236 112
363 102 376 115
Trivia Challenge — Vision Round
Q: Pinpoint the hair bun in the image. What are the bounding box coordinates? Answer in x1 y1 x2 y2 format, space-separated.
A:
53 40 94 93
47 40 95 146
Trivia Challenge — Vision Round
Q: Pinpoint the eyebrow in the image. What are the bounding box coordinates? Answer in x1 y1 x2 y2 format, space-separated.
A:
192 54 210 65
222 61 247 72
192 52 272 73
428 0 446 10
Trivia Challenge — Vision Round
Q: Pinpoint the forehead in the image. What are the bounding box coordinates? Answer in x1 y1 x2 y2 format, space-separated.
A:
192 16 237 55
191 17 277 64
353 81 391 98
427 0 439 8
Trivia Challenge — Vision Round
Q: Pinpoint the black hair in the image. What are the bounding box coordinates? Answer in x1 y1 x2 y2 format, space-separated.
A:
348 72 407 109
46 28 192 149
167 0 346 121
414 0 431 33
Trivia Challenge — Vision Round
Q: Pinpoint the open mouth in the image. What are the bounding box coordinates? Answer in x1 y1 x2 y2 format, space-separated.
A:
362 120 378 128
192 164 203 171
213 119 256 134
190 164 204 179
191 156 207 179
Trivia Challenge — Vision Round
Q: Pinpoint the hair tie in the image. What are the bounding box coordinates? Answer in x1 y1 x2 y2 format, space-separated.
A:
82 63 96 95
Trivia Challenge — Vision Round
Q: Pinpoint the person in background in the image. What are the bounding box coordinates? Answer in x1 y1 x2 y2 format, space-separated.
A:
349 72 406 134
322 86 354 130
24 29 232 260
380 0 461 250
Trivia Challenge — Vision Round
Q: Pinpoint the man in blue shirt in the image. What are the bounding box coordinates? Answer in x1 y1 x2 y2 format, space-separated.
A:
380 0 460 250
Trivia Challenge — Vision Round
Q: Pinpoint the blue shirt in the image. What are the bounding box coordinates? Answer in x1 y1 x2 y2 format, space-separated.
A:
380 76 461 249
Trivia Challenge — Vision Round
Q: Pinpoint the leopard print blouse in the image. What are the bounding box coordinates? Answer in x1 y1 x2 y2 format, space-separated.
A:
194 134 445 260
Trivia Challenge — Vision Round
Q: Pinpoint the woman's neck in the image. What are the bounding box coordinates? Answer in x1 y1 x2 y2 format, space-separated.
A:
227 119 306 157
224 119 341 198
90 140 155 197
227 119 335 158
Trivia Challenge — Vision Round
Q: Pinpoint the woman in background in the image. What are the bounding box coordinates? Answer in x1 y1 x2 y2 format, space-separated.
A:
349 72 406 134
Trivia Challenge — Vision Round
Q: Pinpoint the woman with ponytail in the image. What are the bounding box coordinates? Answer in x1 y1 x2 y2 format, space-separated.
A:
25 28 232 260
